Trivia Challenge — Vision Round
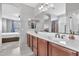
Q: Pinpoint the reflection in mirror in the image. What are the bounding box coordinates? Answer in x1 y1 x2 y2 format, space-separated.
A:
66 3 79 35
58 15 67 34
28 13 51 32
43 3 66 34
51 15 58 33
42 14 51 32
28 20 38 29
51 15 67 34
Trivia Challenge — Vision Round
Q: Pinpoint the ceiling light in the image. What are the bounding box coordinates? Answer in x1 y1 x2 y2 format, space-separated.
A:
28 18 31 21
38 5 43 10
49 4 54 7
38 3 54 12
13 13 20 17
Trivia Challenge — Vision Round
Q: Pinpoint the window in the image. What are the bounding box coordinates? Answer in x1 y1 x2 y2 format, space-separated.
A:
2 18 20 33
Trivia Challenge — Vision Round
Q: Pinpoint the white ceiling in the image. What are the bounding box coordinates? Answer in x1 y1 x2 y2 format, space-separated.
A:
2 3 66 20
25 3 66 16
24 3 39 8
2 4 21 20
46 3 66 16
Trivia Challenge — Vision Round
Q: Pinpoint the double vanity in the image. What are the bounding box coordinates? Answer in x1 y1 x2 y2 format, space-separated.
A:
27 31 79 56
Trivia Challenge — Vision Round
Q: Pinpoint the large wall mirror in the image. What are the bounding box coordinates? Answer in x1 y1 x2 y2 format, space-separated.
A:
28 3 79 35
43 3 79 35
66 3 79 35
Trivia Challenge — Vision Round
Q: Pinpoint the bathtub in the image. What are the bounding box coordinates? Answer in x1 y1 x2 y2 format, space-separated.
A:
1 32 20 43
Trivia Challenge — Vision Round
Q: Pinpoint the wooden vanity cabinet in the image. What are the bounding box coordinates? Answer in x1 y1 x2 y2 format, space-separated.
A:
29 34 33 50
48 42 77 56
38 38 48 56
27 34 30 47
77 52 79 56
32 36 38 56
27 34 78 56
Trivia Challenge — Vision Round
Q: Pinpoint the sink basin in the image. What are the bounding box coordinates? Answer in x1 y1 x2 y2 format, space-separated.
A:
47 36 67 45
38 32 67 45
51 38 67 45
59 41 66 44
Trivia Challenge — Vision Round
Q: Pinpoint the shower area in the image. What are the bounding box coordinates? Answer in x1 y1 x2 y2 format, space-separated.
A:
1 4 21 43
2 18 20 43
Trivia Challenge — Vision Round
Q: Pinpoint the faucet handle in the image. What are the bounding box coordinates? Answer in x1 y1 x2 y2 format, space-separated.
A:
55 33 60 38
61 35 65 39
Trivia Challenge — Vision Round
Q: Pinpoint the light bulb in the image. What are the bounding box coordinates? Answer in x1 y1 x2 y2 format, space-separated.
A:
50 4 54 7
38 5 43 10
28 18 31 21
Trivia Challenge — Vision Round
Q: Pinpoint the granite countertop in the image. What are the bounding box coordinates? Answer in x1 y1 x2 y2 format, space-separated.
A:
27 31 79 52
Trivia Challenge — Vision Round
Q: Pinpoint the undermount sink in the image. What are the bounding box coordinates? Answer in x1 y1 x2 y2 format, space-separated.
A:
59 41 66 44
50 38 67 45
47 36 67 44
37 32 67 45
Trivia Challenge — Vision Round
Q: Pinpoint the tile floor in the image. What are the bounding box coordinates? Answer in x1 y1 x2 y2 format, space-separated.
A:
0 41 34 56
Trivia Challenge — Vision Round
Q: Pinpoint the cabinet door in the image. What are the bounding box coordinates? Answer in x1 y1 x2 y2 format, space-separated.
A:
78 52 79 56
33 48 38 56
27 34 30 47
29 35 33 50
33 36 38 49
32 36 38 56
38 38 48 56
48 43 52 56
49 43 77 56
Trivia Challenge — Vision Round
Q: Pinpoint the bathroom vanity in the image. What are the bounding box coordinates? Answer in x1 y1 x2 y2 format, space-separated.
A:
27 31 79 56
26 4 79 55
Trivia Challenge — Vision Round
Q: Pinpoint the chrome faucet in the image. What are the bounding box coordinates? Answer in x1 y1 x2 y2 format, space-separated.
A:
61 35 65 39
34 29 38 34
55 33 60 38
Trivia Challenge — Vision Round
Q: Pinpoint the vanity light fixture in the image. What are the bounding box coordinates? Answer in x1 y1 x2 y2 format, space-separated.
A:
38 5 44 10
